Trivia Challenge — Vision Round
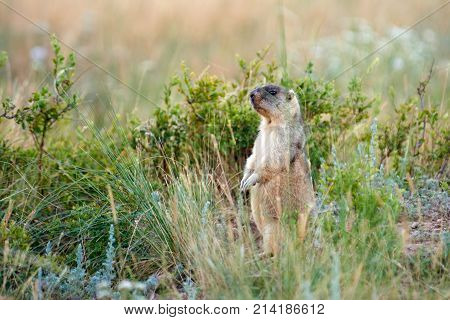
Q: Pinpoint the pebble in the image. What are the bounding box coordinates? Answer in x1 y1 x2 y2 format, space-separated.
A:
411 222 419 229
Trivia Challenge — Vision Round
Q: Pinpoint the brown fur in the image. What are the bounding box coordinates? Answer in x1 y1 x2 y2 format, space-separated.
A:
240 84 315 255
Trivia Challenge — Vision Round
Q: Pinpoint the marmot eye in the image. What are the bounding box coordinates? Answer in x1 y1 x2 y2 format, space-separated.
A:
268 90 277 95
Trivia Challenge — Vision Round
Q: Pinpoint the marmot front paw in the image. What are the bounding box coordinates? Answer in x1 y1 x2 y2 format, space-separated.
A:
240 173 259 192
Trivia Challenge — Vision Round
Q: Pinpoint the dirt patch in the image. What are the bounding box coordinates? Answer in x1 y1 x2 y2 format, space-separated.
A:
400 179 449 255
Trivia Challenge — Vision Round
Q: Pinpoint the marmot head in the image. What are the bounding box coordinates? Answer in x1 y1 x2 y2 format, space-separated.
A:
249 84 299 123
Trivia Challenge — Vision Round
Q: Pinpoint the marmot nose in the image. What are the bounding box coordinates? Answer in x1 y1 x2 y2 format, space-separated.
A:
250 89 258 103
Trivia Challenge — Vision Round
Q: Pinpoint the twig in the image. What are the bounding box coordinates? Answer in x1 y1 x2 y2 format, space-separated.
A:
414 60 434 155
435 156 448 180
0 100 17 119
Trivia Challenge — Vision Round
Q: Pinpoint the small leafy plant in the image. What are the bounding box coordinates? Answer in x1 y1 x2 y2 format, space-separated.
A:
378 65 448 177
33 224 161 300
293 64 373 180
0 36 79 176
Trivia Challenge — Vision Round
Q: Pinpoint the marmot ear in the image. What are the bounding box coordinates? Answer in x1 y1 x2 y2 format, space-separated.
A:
287 89 295 101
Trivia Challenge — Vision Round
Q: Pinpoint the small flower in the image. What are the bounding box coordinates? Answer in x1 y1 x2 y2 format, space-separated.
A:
392 57 404 70
118 280 133 291
30 46 48 69
96 280 112 299
134 282 147 291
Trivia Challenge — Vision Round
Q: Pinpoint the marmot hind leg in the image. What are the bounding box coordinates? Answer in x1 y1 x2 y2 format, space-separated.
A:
250 189 264 236
261 216 279 256
250 186 280 256
252 180 283 256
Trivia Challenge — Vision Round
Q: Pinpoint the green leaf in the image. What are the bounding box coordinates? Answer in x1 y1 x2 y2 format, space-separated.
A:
0 51 8 69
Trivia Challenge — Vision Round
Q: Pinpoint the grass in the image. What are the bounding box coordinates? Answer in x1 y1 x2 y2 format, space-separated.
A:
0 103 448 299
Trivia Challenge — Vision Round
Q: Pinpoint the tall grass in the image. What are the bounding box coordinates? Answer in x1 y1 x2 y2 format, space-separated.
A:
1 107 448 299
151 136 443 299
63 118 447 299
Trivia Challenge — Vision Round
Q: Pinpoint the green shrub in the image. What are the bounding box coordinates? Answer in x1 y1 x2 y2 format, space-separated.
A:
0 221 30 251
292 65 373 180
317 124 401 260
131 53 269 173
133 56 373 185
0 36 79 176
378 98 448 177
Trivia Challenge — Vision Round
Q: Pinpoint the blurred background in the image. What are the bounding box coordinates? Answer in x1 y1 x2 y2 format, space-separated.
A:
0 0 449 122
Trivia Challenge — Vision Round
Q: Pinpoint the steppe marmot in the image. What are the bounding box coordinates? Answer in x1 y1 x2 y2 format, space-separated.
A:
240 84 315 255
